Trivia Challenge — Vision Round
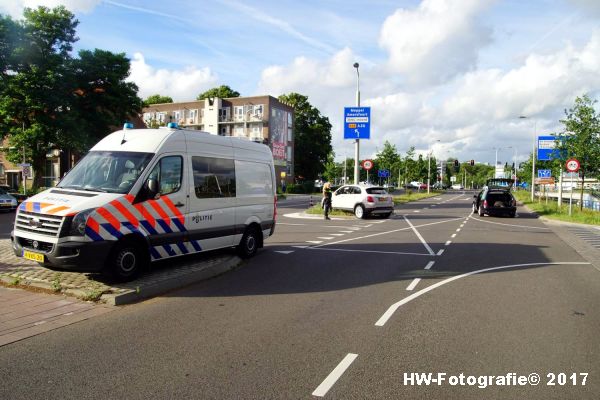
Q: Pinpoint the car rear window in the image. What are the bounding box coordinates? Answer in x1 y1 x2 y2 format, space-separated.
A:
366 187 387 194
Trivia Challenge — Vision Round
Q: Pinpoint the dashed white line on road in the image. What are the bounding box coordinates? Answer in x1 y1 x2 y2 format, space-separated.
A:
413 210 420 213
34 321 47 326
274 250 295 254
307 247 432 256
312 353 358 397
424 261 435 270
451 234 457 238
330 234 344 236
445 240 452 246
437 249 445 256
340 231 355 233
306 241 323 244
292 245 309 249
318 237 334 240
406 278 421 291
374 262 591 327
456 229 461 232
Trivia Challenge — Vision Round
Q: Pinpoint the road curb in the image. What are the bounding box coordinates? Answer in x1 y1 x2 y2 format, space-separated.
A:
101 256 242 305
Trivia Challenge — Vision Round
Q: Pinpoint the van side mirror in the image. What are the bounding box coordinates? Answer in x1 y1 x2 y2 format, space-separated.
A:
147 178 159 198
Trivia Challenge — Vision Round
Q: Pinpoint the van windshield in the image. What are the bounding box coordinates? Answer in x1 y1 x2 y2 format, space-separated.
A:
57 151 154 194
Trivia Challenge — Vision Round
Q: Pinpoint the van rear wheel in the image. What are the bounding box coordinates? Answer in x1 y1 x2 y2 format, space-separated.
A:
106 242 144 282
238 227 260 258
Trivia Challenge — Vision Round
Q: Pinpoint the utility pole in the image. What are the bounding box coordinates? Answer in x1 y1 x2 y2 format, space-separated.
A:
353 62 360 184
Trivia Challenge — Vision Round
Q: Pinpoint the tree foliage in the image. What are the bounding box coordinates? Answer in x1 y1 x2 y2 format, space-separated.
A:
143 94 173 107
0 6 141 187
196 85 240 100
557 94 600 209
278 93 332 181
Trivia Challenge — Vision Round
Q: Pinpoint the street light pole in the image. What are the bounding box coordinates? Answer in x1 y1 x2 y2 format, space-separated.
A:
427 139 440 193
353 62 360 185
520 116 536 201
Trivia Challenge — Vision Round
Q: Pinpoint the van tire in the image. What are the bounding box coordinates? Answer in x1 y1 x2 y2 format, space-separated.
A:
106 241 144 282
238 227 259 258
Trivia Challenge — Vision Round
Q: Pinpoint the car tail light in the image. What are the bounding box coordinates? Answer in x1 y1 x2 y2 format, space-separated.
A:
367 195 375 202
483 200 488 208
512 199 516 207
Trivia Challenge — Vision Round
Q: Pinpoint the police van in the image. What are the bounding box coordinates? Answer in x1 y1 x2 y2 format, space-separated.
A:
11 123 277 281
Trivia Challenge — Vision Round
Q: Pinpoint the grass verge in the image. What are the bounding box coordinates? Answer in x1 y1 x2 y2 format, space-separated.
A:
513 190 600 226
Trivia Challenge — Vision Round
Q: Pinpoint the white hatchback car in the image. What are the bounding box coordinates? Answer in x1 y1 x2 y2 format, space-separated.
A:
331 185 394 219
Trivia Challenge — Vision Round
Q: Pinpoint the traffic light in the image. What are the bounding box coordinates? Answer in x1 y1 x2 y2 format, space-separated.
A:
454 159 459 167
470 159 475 166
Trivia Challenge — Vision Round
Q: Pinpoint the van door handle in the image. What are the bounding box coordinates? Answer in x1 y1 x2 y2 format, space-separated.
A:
174 202 185 208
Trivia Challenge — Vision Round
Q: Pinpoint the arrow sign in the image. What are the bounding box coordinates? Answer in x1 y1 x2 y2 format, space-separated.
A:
344 107 371 139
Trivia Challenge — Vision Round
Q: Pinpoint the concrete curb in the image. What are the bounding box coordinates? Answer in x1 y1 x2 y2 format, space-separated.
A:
101 256 242 305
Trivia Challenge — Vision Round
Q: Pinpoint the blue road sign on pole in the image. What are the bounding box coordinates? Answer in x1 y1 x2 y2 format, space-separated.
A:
377 169 390 178
537 169 551 178
344 107 371 139
537 136 560 161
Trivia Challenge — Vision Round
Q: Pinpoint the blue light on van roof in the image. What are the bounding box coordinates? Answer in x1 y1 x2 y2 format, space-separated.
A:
167 122 179 129
123 122 134 129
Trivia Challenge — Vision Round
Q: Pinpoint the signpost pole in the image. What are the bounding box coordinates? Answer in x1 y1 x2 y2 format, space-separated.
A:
569 173 574 216
353 63 360 185
558 172 563 207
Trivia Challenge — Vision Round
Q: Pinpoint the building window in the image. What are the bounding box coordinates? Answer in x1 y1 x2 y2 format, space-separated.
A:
157 112 166 123
173 110 181 122
234 106 244 121
234 124 244 137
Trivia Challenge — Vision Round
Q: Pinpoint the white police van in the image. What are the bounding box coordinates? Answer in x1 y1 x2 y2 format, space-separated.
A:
11 123 277 281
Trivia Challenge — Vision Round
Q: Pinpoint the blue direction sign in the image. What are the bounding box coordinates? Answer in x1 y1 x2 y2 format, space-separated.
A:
378 169 390 178
344 107 371 139
537 136 560 161
538 169 551 178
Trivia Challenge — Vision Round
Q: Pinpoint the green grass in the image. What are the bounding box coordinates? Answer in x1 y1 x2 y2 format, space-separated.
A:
513 191 600 226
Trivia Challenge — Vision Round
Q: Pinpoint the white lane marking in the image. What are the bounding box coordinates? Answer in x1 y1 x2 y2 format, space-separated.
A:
311 217 464 249
340 230 355 233
460 224 465 228
274 250 294 254
312 353 358 397
424 261 435 270
403 216 436 256
406 278 421 291
451 234 457 238
330 234 344 236
365 225 373 228
306 241 323 244
456 229 461 232
34 321 47 326
445 240 452 246
292 245 309 249
318 237 334 240
375 262 590 327
413 210 421 213
63 312 74 316
437 249 445 256
469 216 550 230
307 247 432 256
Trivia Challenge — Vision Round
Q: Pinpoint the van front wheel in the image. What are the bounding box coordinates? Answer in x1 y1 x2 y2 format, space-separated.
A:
238 227 259 258
106 242 144 282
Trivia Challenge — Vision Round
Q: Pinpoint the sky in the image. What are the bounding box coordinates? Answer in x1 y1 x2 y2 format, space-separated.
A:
2 0 600 166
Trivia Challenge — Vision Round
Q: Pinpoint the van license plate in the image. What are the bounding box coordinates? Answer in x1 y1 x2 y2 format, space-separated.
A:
23 250 44 262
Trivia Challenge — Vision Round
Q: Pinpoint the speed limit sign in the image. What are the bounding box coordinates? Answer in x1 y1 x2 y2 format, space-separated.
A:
361 159 374 171
22 165 32 178
565 159 580 172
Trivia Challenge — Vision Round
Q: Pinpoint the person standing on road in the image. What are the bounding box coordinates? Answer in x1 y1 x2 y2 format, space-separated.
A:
322 182 332 220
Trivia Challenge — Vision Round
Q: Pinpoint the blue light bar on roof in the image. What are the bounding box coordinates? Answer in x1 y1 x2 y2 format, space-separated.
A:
167 122 179 129
123 122 134 129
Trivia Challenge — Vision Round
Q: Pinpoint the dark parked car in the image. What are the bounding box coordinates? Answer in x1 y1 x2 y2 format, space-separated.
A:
472 178 516 217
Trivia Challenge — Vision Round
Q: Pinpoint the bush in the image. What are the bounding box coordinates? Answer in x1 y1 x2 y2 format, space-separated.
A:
286 182 316 194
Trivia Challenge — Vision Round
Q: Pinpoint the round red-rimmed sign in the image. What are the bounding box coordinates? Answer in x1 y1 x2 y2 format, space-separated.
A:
361 159 374 170
565 159 580 172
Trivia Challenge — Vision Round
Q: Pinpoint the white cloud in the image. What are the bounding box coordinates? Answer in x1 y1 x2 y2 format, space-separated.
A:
378 0 495 86
0 0 101 18
569 0 600 17
128 52 218 101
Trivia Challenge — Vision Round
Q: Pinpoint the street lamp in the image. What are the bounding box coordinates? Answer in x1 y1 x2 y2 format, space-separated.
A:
519 115 537 201
353 62 360 184
506 146 517 188
427 139 440 193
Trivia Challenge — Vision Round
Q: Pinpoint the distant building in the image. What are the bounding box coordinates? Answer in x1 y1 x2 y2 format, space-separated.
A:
142 95 294 183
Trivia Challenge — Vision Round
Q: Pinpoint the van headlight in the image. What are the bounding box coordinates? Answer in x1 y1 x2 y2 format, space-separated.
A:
68 208 96 237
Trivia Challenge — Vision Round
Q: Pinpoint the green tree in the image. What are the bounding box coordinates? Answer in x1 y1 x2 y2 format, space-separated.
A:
196 85 240 100
143 94 173 107
558 94 600 209
0 7 142 187
278 93 332 181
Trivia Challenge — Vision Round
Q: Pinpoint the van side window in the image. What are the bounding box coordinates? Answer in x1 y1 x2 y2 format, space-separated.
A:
148 156 183 195
192 156 236 198
235 160 273 197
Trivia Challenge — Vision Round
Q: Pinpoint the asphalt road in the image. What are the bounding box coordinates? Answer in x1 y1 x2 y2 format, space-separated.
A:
1 191 599 399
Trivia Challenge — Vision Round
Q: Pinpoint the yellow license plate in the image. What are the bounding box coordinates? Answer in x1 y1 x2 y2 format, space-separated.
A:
23 250 44 262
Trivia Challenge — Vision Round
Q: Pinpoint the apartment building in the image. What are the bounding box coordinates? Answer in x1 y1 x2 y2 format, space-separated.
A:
142 95 294 184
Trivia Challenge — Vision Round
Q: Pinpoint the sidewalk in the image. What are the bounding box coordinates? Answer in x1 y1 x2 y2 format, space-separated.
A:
0 239 241 305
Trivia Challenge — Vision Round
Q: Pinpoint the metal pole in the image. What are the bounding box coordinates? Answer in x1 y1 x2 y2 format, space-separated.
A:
343 154 347 184
427 152 431 193
569 172 574 216
531 121 537 201
353 63 360 185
